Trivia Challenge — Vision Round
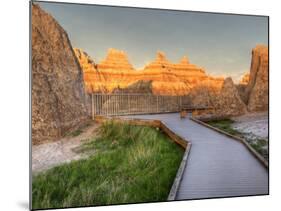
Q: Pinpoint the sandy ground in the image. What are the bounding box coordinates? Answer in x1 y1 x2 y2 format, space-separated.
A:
32 122 99 174
232 112 268 140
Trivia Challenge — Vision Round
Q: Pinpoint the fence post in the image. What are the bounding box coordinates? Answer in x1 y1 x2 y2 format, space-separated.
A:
128 94 130 114
157 95 159 113
180 96 182 111
91 93 94 120
91 93 202 116
101 94 103 116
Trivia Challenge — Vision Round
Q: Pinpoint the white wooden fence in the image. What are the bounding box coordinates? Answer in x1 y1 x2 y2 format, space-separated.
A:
91 93 191 116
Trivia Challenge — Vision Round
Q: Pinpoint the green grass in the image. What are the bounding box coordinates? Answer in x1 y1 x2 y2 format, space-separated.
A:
206 119 243 137
251 139 268 160
32 121 184 209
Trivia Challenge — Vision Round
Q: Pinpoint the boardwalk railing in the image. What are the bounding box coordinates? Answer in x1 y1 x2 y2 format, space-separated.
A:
91 93 191 117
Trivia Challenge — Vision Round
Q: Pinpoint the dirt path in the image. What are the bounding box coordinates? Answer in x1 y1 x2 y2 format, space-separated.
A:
32 122 100 174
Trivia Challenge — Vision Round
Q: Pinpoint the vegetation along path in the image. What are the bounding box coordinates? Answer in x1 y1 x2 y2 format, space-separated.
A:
124 113 268 200
32 122 184 209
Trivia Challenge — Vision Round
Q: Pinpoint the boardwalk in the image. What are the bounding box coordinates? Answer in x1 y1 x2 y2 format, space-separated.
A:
124 113 268 200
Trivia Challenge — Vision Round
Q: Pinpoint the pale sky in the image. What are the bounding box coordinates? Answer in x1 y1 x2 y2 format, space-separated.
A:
37 1 268 82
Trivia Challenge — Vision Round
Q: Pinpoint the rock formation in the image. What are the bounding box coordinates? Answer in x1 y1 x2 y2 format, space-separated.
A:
173 56 222 90
102 81 154 113
98 48 135 72
113 80 153 94
215 77 247 116
74 48 224 96
32 4 89 144
73 46 269 117
97 48 137 92
236 72 250 104
189 84 218 107
74 48 107 93
246 45 269 111
141 52 191 95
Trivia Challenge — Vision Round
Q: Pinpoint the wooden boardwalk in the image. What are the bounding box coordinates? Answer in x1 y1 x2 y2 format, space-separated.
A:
124 113 268 200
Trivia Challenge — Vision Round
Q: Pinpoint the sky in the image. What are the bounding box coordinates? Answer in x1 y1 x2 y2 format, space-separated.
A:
37 1 268 82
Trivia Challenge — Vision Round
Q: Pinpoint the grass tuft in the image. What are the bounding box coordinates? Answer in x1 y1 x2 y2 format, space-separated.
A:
69 129 83 137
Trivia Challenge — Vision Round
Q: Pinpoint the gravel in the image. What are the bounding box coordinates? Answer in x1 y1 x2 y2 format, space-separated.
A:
231 112 268 141
32 123 99 174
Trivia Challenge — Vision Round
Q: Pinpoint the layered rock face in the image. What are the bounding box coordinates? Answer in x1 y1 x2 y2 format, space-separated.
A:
98 48 135 72
172 56 224 92
98 48 141 92
215 77 247 116
74 48 107 93
32 4 89 144
246 45 269 111
73 46 268 116
141 52 191 95
75 49 224 96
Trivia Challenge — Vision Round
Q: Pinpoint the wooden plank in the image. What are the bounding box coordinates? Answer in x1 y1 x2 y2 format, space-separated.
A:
94 115 187 148
168 142 192 201
190 117 268 168
160 122 187 149
124 113 268 200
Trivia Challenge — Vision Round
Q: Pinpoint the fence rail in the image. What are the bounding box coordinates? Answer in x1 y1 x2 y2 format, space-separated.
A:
91 93 192 117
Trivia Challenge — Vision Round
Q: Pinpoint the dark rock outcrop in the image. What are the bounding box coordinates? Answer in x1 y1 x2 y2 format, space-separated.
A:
236 73 250 104
215 77 247 116
188 84 218 108
236 84 248 105
113 80 153 94
32 4 90 144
